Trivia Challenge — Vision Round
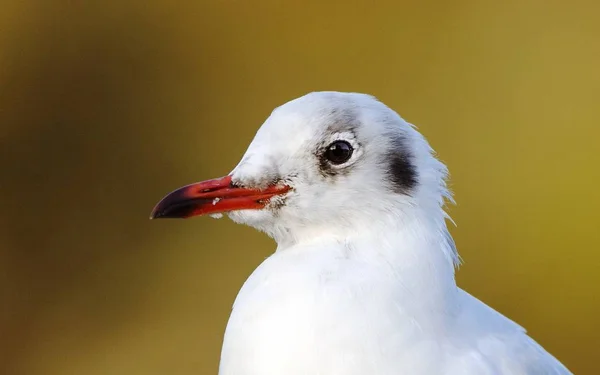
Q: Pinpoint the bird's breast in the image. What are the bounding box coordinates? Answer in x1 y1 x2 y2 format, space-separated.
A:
217 246 445 375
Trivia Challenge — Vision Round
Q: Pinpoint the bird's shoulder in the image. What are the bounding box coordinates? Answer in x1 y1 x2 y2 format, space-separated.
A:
447 289 572 375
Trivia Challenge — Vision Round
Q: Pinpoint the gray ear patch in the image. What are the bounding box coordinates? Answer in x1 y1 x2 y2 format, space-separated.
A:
385 135 418 195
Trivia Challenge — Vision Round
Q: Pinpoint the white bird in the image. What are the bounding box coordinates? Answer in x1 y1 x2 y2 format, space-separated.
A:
151 92 572 375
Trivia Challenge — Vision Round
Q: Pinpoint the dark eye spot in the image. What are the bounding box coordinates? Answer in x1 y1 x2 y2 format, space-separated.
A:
385 135 418 195
324 141 353 165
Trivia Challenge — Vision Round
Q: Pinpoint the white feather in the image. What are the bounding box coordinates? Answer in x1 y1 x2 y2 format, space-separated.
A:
217 92 571 375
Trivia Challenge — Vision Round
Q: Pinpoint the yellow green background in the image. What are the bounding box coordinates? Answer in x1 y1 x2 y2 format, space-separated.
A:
1 1 598 374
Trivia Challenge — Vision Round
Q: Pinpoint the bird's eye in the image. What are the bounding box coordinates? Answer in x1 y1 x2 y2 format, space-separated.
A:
324 140 353 165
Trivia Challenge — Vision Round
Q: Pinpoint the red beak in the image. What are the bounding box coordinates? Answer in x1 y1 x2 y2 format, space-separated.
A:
150 175 291 219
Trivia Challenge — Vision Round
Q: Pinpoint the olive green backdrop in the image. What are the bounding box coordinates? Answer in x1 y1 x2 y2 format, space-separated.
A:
1 1 598 374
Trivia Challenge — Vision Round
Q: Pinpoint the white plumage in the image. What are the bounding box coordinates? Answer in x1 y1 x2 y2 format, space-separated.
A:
154 91 572 374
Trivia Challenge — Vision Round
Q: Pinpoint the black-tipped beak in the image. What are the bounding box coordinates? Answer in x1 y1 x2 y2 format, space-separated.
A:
150 175 291 219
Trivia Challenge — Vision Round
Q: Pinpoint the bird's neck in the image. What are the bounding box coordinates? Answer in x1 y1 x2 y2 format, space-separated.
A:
275 207 461 322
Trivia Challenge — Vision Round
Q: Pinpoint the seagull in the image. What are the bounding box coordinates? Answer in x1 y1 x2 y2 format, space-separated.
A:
151 92 572 375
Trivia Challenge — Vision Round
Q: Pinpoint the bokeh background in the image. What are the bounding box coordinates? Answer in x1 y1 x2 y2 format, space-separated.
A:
1 0 599 374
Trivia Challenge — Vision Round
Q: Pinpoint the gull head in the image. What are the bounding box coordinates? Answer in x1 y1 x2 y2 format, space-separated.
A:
151 92 452 245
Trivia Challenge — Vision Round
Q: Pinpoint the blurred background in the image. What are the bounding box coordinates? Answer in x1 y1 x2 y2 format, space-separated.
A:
1 0 598 374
